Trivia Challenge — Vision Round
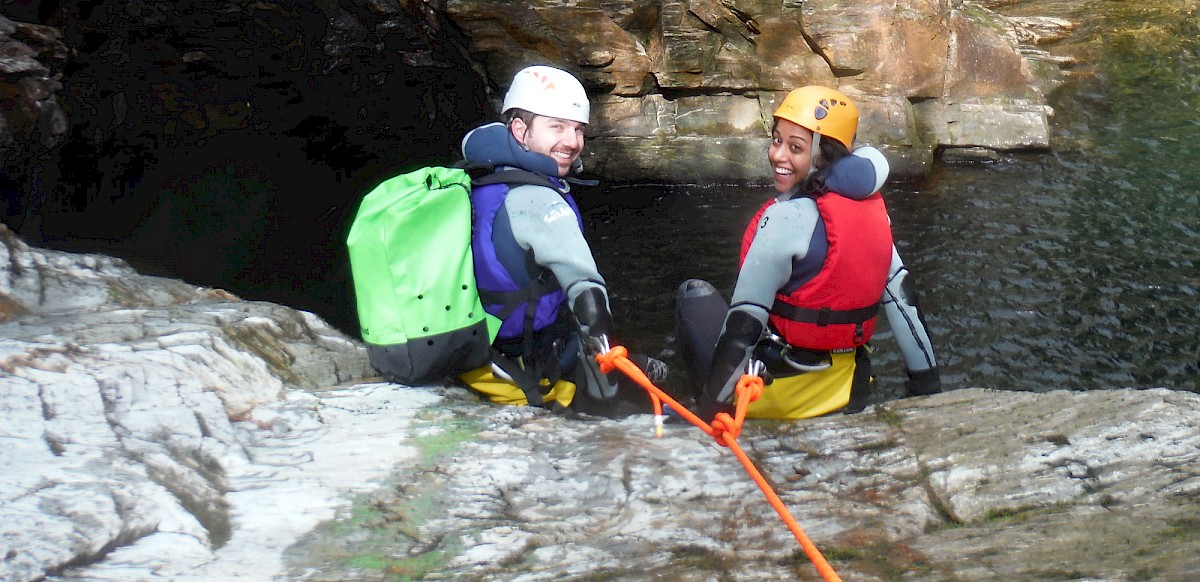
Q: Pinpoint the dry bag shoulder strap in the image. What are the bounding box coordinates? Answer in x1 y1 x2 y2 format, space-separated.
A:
470 167 557 189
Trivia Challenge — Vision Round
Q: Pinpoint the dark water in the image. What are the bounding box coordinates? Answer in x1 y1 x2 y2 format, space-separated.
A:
580 1 1200 401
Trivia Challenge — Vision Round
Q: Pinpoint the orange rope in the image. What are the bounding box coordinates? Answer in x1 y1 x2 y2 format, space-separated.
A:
595 346 842 582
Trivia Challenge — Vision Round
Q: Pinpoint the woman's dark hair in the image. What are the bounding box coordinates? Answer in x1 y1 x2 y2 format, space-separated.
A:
798 136 851 196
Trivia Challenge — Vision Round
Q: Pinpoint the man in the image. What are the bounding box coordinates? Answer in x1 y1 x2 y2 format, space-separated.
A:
457 65 665 417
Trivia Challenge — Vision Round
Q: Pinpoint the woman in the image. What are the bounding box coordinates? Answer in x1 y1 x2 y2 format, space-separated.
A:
676 85 941 421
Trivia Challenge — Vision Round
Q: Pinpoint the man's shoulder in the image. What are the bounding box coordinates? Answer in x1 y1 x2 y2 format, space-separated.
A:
503 184 572 214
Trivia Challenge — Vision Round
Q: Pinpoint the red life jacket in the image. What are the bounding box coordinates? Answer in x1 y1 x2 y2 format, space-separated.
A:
740 193 893 350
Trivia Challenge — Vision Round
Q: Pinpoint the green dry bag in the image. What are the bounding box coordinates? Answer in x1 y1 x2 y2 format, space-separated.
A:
346 165 500 384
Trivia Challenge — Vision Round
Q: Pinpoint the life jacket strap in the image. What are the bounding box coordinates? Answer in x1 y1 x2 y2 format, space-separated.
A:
478 268 558 320
479 273 564 409
770 302 880 326
480 287 535 321
488 349 551 409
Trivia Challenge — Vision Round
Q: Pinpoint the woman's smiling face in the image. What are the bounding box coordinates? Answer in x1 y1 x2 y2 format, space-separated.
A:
767 118 814 193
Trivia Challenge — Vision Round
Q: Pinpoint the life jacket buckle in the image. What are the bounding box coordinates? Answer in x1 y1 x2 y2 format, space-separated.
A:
816 306 832 327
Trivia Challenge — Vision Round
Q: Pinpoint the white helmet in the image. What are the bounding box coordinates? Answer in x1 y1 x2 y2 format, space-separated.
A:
501 65 589 124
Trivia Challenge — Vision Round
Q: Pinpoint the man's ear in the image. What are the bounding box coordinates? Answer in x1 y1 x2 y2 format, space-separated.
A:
509 118 528 146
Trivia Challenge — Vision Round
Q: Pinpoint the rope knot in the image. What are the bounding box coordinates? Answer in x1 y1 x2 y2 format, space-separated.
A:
594 344 627 374
710 411 740 446
736 374 764 403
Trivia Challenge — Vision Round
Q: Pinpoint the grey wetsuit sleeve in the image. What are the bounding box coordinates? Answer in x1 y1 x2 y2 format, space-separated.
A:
503 184 607 304
881 247 938 371
726 199 821 327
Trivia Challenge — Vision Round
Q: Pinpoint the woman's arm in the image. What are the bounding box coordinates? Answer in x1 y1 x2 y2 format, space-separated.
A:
881 247 942 395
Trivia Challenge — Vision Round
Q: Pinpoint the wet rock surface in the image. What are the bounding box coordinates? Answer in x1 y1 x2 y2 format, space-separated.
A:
4 229 1199 581
282 387 1200 581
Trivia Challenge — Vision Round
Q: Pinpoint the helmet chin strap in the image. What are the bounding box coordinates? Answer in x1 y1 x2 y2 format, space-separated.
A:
806 132 822 177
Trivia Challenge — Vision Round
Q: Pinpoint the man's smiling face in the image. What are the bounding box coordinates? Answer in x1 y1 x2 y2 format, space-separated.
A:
512 115 585 177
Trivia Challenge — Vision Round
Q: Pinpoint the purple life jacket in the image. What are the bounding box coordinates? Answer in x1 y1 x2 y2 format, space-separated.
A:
470 178 582 339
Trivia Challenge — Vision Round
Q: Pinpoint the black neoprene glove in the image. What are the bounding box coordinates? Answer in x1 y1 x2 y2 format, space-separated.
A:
570 286 621 400
571 286 615 351
905 367 942 397
699 309 763 422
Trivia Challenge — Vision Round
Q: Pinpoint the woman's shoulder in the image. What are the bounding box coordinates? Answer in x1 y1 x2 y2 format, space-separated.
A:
761 196 820 229
771 195 819 214
823 146 889 199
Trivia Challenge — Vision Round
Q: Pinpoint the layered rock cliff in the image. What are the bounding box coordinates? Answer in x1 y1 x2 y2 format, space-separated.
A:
443 0 1072 180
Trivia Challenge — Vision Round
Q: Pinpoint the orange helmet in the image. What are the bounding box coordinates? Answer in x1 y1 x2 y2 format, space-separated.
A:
772 86 858 150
